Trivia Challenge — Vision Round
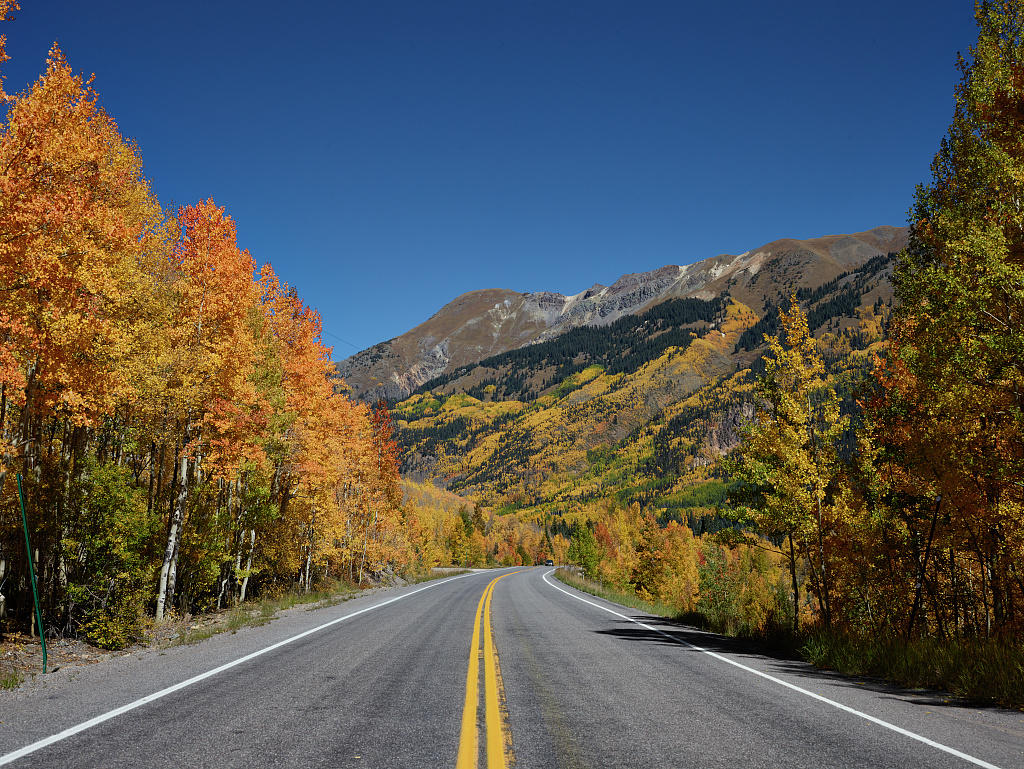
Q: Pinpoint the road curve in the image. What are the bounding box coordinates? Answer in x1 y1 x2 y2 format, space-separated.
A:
0 567 1020 768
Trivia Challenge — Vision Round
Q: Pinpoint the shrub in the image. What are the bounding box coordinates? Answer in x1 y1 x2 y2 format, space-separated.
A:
64 460 158 649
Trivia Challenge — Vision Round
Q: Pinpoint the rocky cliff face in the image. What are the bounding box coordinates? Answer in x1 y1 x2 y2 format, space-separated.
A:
336 225 908 402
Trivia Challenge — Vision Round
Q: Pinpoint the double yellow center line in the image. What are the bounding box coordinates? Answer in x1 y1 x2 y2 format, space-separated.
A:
456 571 519 769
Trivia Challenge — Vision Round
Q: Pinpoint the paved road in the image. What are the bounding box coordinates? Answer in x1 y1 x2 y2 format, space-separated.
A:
0 568 1021 768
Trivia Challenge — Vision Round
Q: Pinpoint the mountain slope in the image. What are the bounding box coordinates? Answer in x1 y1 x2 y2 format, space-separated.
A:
336 226 907 402
391 240 900 522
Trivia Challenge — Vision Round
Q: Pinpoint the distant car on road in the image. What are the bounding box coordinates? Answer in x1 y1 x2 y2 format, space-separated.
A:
544 559 554 566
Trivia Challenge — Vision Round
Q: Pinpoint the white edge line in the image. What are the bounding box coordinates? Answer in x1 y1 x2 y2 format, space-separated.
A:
0 570 481 767
541 570 1004 769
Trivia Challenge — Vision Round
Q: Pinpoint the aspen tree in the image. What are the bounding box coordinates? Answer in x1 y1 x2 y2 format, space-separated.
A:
725 297 849 629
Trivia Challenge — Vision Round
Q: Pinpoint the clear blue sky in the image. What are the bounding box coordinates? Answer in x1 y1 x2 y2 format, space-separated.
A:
5 1 978 355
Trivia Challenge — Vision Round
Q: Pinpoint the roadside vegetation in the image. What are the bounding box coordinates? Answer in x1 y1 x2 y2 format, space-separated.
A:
163 568 471 647
553 567 679 619
164 579 362 647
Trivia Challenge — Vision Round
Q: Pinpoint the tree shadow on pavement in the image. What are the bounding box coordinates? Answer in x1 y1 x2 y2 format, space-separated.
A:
593 618 999 712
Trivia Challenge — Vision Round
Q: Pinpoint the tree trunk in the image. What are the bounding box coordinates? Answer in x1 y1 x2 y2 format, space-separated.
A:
20 363 38 474
815 490 832 628
232 543 243 605
358 528 367 585
156 452 188 621
29 548 39 638
146 441 157 517
788 534 799 633
239 529 255 603
167 537 179 612
303 506 316 593
907 496 941 638
0 381 7 447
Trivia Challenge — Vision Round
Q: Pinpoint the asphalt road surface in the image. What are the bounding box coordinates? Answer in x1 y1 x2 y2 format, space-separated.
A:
0 567 1021 768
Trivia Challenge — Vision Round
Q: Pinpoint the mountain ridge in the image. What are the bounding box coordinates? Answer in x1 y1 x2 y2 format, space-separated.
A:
336 225 908 402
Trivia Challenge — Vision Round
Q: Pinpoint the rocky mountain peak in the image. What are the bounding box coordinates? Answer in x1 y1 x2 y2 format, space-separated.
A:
335 226 908 402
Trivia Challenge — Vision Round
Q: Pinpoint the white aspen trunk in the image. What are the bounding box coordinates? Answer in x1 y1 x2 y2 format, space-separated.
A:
156 453 189 621
239 529 255 603
232 547 243 605
303 506 316 592
220 479 234 604
167 537 179 610
56 540 69 621
216 482 234 610
359 506 372 584
361 507 379 583
231 481 247 604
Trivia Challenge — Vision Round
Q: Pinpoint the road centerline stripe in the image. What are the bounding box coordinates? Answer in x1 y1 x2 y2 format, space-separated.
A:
483 576 507 769
455 581 490 769
0 571 479 768
456 571 519 769
542 569 1005 769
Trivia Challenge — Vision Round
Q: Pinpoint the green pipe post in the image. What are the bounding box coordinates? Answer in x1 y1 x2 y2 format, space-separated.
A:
16 473 46 673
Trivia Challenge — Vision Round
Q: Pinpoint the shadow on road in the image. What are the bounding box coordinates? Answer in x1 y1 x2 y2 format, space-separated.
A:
593 617 987 711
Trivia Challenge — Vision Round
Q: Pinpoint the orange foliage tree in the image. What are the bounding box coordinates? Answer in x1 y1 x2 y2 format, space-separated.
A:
0 36 465 646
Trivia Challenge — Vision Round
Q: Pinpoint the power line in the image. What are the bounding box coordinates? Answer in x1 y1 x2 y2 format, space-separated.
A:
321 329 362 351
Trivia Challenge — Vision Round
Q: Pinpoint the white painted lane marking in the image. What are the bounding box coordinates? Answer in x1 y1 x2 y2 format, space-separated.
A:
541 570 1005 769
0 571 483 767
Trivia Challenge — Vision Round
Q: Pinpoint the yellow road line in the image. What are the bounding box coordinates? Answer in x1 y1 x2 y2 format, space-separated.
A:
482 576 506 769
456 571 519 769
455 583 488 769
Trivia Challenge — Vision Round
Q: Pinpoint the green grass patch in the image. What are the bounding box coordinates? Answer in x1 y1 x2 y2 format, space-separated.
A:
801 630 1024 709
553 568 678 617
403 567 471 585
0 670 23 690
